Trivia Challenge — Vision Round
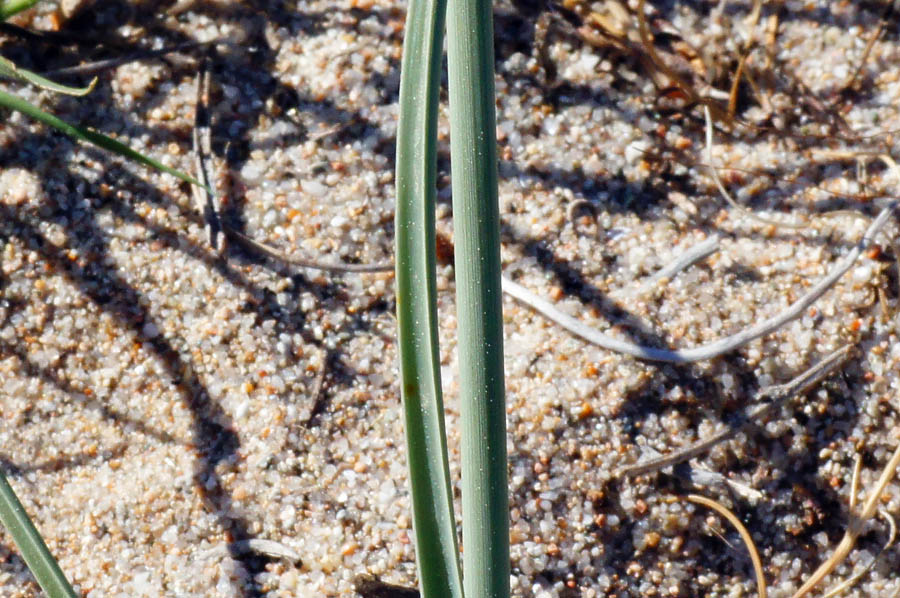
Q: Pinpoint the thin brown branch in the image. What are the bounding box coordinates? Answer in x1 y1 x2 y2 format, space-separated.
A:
617 345 854 477
224 225 394 273
791 442 900 598
686 494 767 598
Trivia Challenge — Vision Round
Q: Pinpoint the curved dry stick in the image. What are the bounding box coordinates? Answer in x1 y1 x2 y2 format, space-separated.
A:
644 233 722 288
228 199 896 362
40 40 212 77
224 225 394 273
617 345 853 477
686 494 767 598
791 442 900 598
231 202 895 363
503 199 896 363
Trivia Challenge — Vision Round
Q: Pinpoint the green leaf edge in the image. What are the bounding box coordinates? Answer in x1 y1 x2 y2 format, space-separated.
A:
394 0 465 596
0 0 41 20
445 0 509 596
0 469 78 598
0 56 98 96
0 89 211 194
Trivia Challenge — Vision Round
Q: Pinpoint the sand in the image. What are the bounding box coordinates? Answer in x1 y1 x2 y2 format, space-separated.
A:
1 1 900 596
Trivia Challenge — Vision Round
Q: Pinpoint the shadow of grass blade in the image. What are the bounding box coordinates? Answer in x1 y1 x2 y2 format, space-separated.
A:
0 90 211 193
0 0 40 20
446 0 508 596
395 0 463 596
0 470 78 598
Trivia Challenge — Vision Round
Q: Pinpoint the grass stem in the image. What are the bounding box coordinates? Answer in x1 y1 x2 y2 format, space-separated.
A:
446 0 509 596
0 470 78 598
395 0 464 595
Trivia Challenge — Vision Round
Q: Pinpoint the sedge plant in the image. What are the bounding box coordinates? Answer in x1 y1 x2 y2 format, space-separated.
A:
395 0 507 597
0 3 208 596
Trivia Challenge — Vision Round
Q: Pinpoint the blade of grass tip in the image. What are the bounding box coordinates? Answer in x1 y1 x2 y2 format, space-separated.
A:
0 0 41 20
395 0 463 596
0 89 211 193
0 55 98 96
0 470 78 598
446 0 508 597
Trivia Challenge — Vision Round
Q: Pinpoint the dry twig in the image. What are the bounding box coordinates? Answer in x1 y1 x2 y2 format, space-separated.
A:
617 345 854 478
704 106 805 230
831 2 895 99
685 494 767 598
791 441 900 598
223 225 394 273
820 508 896 598
635 0 730 125
503 198 896 362
198 537 302 565
192 53 225 252
40 41 210 77
642 233 721 291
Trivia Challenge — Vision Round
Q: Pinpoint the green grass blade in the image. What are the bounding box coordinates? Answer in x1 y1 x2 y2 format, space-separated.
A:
446 0 509 596
0 0 40 20
0 56 98 96
395 0 464 596
0 469 78 598
0 89 210 193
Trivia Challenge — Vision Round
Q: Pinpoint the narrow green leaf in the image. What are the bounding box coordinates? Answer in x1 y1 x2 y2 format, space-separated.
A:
446 0 509 597
395 0 464 596
0 469 79 598
0 0 40 19
0 55 98 96
0 89 211 193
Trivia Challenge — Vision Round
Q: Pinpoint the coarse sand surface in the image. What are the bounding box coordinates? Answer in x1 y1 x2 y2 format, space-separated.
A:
2 1 900 597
